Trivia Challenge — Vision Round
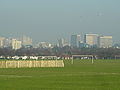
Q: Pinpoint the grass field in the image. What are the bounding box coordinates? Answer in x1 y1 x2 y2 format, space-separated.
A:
0 59 120 90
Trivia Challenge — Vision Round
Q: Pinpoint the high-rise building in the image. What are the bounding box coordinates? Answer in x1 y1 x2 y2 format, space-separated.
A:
0 37 5 48
4 38 12 48
98 36 112 48
20 36 32 46
71 35 80 47
11 39 22 50
84 34 98 47
58 38 68 48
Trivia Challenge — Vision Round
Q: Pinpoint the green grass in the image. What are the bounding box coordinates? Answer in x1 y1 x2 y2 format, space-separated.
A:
0 59 120 90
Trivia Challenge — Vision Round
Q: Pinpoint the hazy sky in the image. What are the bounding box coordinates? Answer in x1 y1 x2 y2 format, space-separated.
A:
0 0 120 43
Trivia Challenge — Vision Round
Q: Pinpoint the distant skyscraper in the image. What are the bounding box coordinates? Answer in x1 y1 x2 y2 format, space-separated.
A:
58 38 68 48
98 36 112 48
84 34 98 47
20 36 32 46
71 35 80 47
4 38 13 48
0 37 5 48
11 39 22 50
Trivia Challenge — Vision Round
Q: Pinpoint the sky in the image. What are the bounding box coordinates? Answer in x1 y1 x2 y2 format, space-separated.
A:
0 0 120 43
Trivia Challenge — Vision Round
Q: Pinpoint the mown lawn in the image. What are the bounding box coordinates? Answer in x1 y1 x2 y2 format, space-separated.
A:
0 60 120 90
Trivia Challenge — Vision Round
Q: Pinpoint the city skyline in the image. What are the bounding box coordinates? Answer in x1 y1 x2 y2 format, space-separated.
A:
0 0 120 43
0 33 114 49
0 33 116 44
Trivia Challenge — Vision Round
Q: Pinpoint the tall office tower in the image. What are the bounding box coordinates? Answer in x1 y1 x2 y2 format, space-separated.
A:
84 34 98 47
58 38 68 48
11 39 22 50
20 36 32 46
0 37 5 48
71 35 81 47
98 36 113 48
4 38 12 48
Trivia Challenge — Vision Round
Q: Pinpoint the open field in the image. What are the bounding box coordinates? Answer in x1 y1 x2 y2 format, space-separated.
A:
0 60 120 90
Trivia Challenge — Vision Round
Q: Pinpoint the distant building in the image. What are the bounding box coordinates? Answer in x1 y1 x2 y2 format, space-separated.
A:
37 42 52 48
84 34 98 47
71 35 80 47
11 39 22 50
98 36 112 48
4 38 12 48
19 36 32 46
113 43 120 48
58 38 68 48
79 41 90 48
0 37 5 48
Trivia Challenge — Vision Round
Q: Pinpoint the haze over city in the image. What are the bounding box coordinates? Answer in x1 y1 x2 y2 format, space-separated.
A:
0 0 120 43
1 1 120 90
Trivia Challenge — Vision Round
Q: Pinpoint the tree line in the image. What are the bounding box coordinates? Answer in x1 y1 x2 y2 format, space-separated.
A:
0 46 120 59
